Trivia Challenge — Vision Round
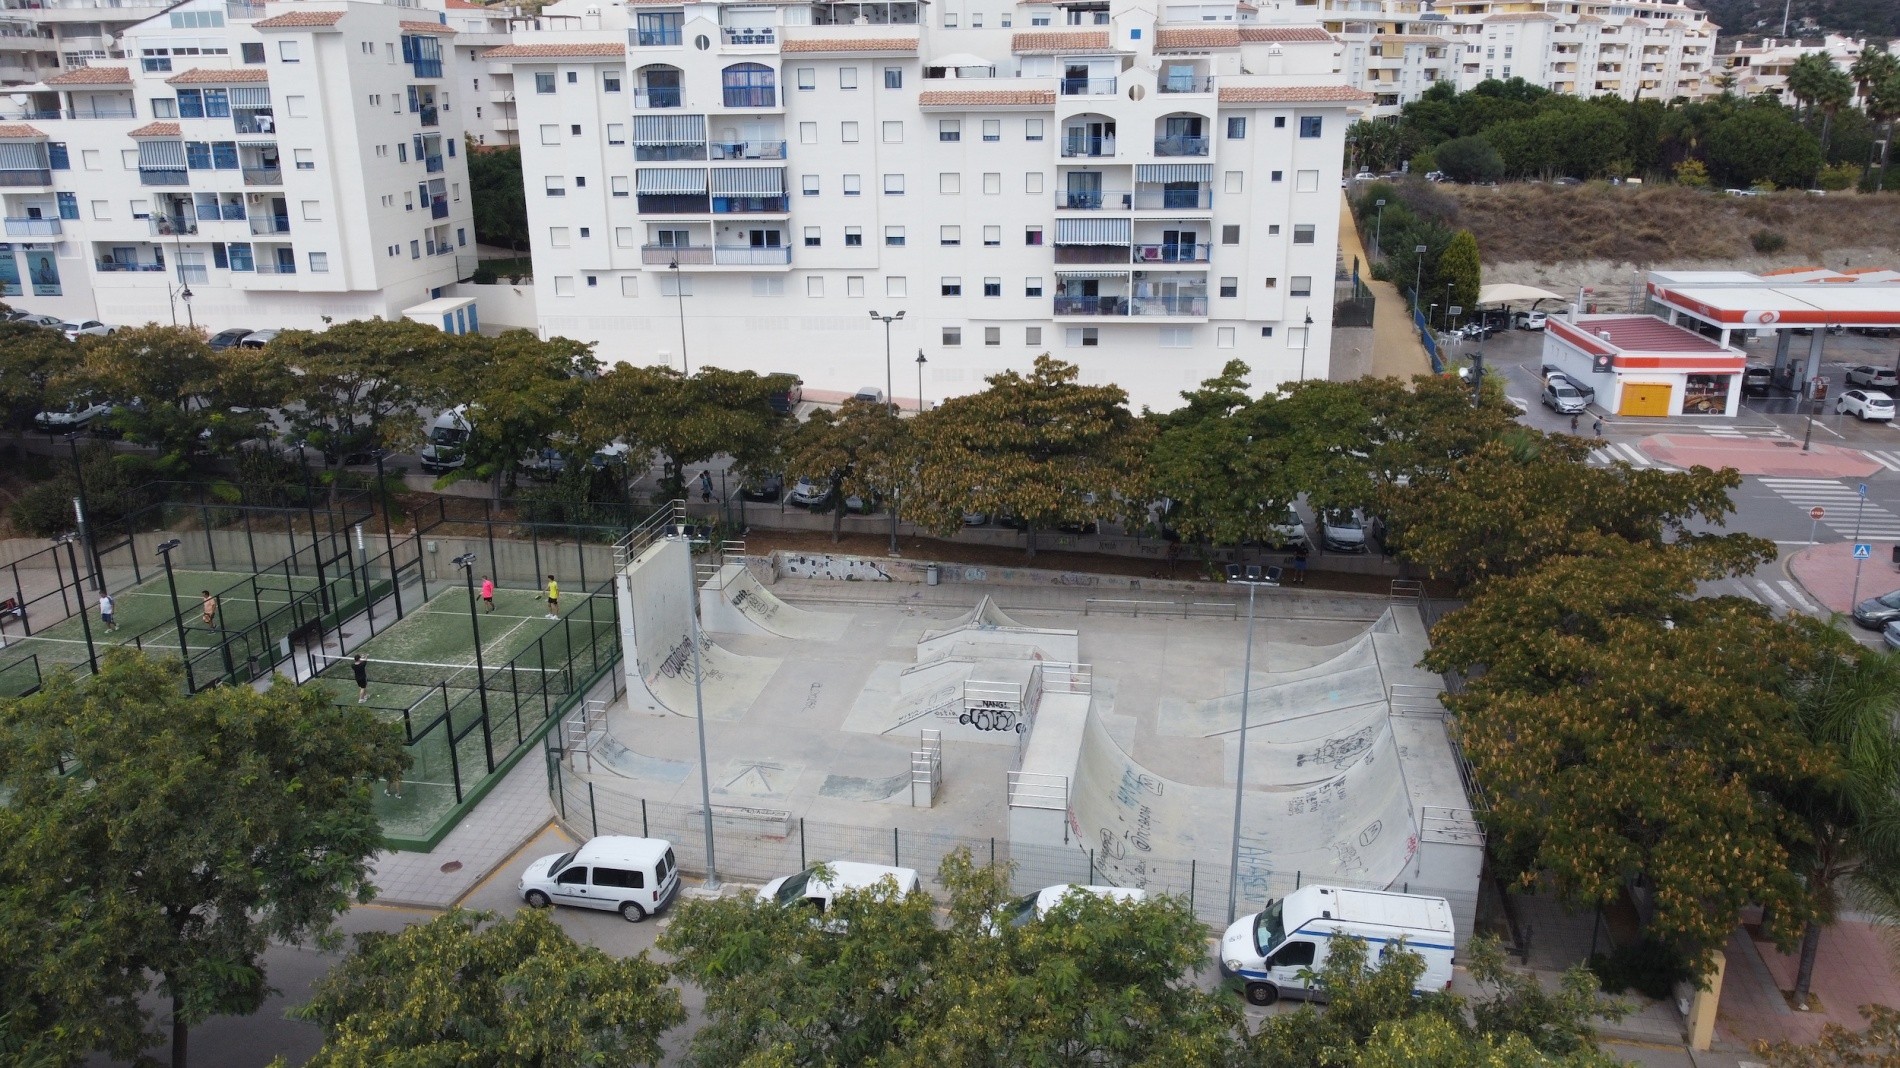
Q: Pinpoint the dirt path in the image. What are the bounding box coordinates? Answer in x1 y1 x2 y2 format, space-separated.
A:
1336 193 1435 380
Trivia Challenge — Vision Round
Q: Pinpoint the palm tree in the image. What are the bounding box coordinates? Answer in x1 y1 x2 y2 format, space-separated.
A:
1812 66 1854 161
1865 66 1900 191
1785 53 1834 118
1849 50 1898 109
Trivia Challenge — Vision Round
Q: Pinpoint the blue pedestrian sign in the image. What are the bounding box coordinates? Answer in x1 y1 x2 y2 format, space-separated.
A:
1860 483 1870 498
1855 543 1874 559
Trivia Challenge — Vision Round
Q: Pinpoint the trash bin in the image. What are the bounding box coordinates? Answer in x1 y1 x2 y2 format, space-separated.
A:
926 565 940 586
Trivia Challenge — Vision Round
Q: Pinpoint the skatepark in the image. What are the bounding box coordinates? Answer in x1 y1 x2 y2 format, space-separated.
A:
565 525 1482 933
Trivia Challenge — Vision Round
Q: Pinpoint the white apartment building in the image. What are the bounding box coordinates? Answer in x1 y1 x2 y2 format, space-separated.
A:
489 0 1364 411
0 0 476 331
1718 35 1898 105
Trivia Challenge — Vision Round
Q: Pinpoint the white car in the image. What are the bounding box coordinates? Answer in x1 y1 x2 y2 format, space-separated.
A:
34 397 112 429
61 320 114 340
1351 171 1375 181
1845 365 1899 390
8 312 64 328
518 835 679 922
992 884 1147 931
1837 389 1895 422
1320 509 1369 553
759 861 921 931
1518 311 1548 330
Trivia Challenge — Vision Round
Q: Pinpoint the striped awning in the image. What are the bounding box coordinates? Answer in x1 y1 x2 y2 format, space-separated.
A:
710 166 783 195
1054 269 1131 279
635 168 707 194
230 87 271 107
1135 163 1212 182
0 143 47 170
137 140 187 169
1055 217 1131 245
632 114 705 145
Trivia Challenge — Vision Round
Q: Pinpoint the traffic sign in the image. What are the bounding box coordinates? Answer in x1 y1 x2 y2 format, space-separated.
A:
1811 506 1826 519
1860 483 1869 497
1855 543 1873 559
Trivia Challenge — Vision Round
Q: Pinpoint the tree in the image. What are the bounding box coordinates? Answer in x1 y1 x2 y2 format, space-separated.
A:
777 398 912 542
0 651 407 1067
0 319 72 430
1348 118 1402 173
1808 64 1854 160
1757 1004 1900 1067
1674 158 1712 186
466 145 528 252
1785 53 1833 121
261 318 463 477
576 364 785 500
1705 105 1825 190
291 909 682 1066
1861 63 1900 190
66 325 246 461
1434 135 1505 183
1148 361 1291 547
1438 230 1481 319
436 330 599 496
904 356 1151 556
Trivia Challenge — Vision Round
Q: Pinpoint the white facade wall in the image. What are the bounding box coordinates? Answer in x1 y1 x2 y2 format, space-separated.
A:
0 0 475 332
499 1 1358 411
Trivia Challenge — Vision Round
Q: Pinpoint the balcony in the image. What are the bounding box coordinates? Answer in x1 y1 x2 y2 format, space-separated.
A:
232 113 275 135
0 169 50 187
720 87 777 109
96 260 165 273
139 169 189 187
634 28 682 46
1056 190 1131 210
1130 187 1212 210
1153 136 1208 157
709 140 786 161
721 26 776 45
196 202 245 221
242 167 282 186
1054 295 1129 316
634 87 682 109
418 105 438 127
635 143 707 162
225 0 265 16
430 197 449 219
636 194 710 214
410 58 444 79
1053 244 1131 265
1132 242 1211 264
1060 137 1116 158
1157 75 1213 94
1132 293 1208 317
424 154 444 173
4 217 59 236
1060 77 1117 96
249 214 290 235
713 244 789 264
253 260 297 275
148 215 195 236
643 244 712 265
711 195 788 214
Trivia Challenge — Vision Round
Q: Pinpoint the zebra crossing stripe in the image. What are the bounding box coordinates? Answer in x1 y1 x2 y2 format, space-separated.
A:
1778 581 1819 613
1864 451 1900 472
1752 581 1790 611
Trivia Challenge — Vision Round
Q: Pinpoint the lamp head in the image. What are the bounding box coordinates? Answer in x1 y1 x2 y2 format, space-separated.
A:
1304 310 1313 327
180 286 193 302
894 310 905 321
869 309 879 318
156 538 181 555
915 349 927 364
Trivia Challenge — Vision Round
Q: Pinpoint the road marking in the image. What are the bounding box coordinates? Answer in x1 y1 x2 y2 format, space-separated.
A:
1758 478 1900 539
1778 581 1819 613
1864 450 1900 472
1751 580 1790 611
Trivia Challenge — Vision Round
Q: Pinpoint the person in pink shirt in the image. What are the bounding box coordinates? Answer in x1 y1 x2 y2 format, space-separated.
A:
481 576 495 612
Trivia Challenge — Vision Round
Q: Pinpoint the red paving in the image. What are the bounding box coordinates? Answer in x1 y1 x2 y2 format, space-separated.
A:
1718 921 1900 1048
1641 435 1882 478
1787 540 1900 613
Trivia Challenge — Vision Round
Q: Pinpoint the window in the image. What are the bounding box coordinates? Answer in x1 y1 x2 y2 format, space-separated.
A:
1066 327 1098 347
1220 277 1238 298
82 150 101 171
803 276 823 297
241 42 265 64
841 121 859 142
1264 277 1278 288
1293 224 1315 244
603 72 621 92
301 200 321 220
942 326 962 345
1226 117 1246 139
941 277 961 296
554 276 575 296
939 172 960 194
882 121 903 143
607 123 626 145
1001 12 1011 25
1290 276 1312 297
567 71 578 84
90 200 109 220
1271 170 1284 182
570 124 582 136
752 277 785 296
887 276 907 297
1224 171 1243 194
797 67 816 90
938 120 961 143
843 174 861 196
545 176 566 197
611 175 629 197
1299 116 1322 138
660 274 692 296
1289 326 1309 349
885 226 905 246
399 143 408 162
279 40 300 62
535 72 555 94
1025 226 1044 246
1221 225 1240 244
152 98 177 118
983 277 1001 296
847 275 865 296
982 119 1000 142
985 326 1001 346
982 172 1001 195
1296 170 1319 192
1025 326 1041 345
308 251 329 273
1025 172 1044 194
845 226 862 246
883 174 904 195
1218 327 1236 348
940 225 960 246
1025 119 1044 141
574 176 585 188
293 149 314 170
285 96 308 117
804 226 821 247
839 66 859 89
799 122 818 144
1025 276 1043 296
802 174 819 195
983 225 1001 246
943 11 957 26
615 227 634 247
1261 326 1275 338
972 13 983 26
1160 327 1192 348
550 226 571 247
1273 115 1286 128
56 193 76 220
621 276 640 296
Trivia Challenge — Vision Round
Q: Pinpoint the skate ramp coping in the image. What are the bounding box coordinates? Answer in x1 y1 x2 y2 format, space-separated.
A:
699 562 850 641
918 595 1078 663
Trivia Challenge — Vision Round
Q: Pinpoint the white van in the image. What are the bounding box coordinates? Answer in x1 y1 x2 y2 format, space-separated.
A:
1220 885 1456 1005
518 836 679 922
759 861 921 921
993 884 1146 930
419 405 472 472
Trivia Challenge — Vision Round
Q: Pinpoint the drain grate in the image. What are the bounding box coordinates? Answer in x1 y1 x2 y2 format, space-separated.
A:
439 860 463 874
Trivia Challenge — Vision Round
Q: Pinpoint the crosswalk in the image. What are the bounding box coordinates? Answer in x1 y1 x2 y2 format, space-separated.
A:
1861 449 1900 473
1587 442 1679 470
1703 575 1822 615
1759 477 1900 539
1699 425 1791 439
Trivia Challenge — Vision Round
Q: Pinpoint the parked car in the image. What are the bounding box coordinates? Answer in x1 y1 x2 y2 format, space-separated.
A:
1516 311 1549 330
759 861 921 930
238 328 280 349
852 385 886 405
1540 369 1595 402
1837 389 1895 422
518 836 679 922
1266 504 1308 550
1320 509 1368 553
520 446 567 482
1457 322 1494 341
992 885 1147 930
740 472 784 502
589 442 631 469
207 327 253 351
1741 365 1774 397
61 320 114 340
1845 365 1899 389
34 395 112 430
767 373 804 415
1351 171 1375 181
1854 590 1900 629
8 312 63 328
786 476 835 508
1541 377 1589 415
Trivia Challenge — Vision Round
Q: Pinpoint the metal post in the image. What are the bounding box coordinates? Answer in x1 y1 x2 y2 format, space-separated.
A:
59 534 98 675
669 259 689 375
916 349 927 414
1413 244 1428 314
1852 487 1871 608
1225 571 1270 924
156 539 193 693
869 310 905 556
1373 199 1385 255
588 781 598 837
66 435 102 592
682 533 720 889
376 451 403 619
454 553 495 773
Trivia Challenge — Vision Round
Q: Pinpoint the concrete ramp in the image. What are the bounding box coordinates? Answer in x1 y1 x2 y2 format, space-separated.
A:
616 537 780 720
1158 631 1388 738
699 563 851 641
918 595 1079 663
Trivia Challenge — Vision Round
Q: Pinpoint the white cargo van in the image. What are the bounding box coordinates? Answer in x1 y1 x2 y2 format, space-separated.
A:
518 836 679 922
759 861 920 924
1220 885 1455 1005
993 884 1146 930
419 405 472 473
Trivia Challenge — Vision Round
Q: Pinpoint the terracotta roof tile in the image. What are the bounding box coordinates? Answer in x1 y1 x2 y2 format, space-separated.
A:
481 42 626 58
44 65 132 85
1012 30 1112 54
0 123 46 138
165 67 271 85
782 37 918 53
251 10 345 28
1238 26 1335 43
1217 83 1374 103
128 121 182 137
1156 27 1239 49
400 19 456 34
444 0 486 8
918 88 1057 105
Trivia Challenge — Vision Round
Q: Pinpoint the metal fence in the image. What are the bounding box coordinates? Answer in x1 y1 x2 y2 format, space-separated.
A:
1414 307 1443 374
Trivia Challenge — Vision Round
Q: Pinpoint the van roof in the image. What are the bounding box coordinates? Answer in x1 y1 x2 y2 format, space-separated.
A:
573 835 672 868
1035 884 1146 914
1286 885 1454 936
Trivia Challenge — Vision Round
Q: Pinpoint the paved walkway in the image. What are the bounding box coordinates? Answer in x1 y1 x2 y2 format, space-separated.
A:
1641 435 1882 478
1786 539 1897 614
1717 919 1900 1048
1334 193 1434 381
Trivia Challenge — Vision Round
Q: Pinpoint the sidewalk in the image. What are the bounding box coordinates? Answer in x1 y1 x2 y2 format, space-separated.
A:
1717 919 1900 1048
1786 539 1897 614
1641 435 1881 478
1334 193 1433 381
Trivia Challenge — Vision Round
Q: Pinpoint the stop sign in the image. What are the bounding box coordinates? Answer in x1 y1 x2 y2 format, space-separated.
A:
1811 507 1826 520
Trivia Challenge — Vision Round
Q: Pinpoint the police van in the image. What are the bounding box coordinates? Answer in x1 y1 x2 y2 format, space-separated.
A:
1219 885 1455 1005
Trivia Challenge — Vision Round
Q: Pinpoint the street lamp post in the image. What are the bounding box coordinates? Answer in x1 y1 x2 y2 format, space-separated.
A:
915 349 927 414
1224 562 1279 924
1300 309 1313 381
668 259 689 375
374 450 402 618
869 310 905 555
55 532 98 675
1413 244 1428 314
154 538 193 693
1373 199 1386 256
451 552 495 771
679 530 721 891
1444 283 1453 330
180 282 194 330
65 432 101 592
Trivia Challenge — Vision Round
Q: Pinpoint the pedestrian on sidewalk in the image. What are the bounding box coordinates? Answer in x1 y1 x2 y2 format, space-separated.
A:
480 575 494 612
699 469 714 502
1570 413 1579 434
1593 416 1604 438
352 654 369 704
98 591 116 632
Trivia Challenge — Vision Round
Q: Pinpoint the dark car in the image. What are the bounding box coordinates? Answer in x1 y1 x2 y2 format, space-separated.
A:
767 374 804 416
740 473 784 502
1853 589 1900 629
207 327 253 351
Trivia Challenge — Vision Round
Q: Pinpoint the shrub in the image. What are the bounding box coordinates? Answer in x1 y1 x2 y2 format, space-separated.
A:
1673 159 1710 187
1816 163 1860 191
1750 229 1787 254
1587 939 1695 1000
1436 135 1506 184
470 264 498 285
1409 149 1437 175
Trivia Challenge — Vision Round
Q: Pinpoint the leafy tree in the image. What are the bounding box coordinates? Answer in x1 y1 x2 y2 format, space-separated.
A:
261 318 462 477
1861 62 1900 189
1148 361 1288 547
1757 1004 1900 1067
1438 230 1481 319
436 330 599 496
466 145 528 252
1348 118 1402 173
1808 64 1855 158
1705 104 1824 190
1434 135 1505 183
1423 541 1834 966
1674 158 1712 186
0 319 72 430
7 440 173 538
0 651 407 1068
63 325 241 461
905 356 1151 556
1786 53 1835 121
576 364 784 500
291 909 683 1067
777 397 911 541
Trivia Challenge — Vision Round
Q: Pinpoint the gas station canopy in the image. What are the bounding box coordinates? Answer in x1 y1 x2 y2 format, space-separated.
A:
1647 269 1900 329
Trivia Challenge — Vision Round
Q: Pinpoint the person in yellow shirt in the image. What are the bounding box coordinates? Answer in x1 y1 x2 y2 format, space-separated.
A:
545 574 559 619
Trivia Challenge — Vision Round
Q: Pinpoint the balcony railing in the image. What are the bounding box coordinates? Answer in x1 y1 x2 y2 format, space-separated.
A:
196 202 246 220
1153 135 1209 157
1054 295 1129 316
410 58 443 79
1053 244 1130 265
430 197 449 219
635 143 707 162
634 28 682 46
4 217 59 236
1060 77 1117 96
424 154 444 173
634 87 682 109
418 105 439 127
1132 295 1208 316
0 169 51 186
435 243 456 256
714 245 790 264
721 26 776 44
97 261 165 273
232 113 275 135
1060 136 1115 158
149 215 195 236
711 195 788 214
226 0 267 18
242 167 282 186
642 244 712 265
720 87 777 108
709 140 786 160
1055 190 1130 210
249 214 290 235
139 169 189 187
636 194 710 214
1131 187 1212 210
253 260 297 275
1158 75 1214 94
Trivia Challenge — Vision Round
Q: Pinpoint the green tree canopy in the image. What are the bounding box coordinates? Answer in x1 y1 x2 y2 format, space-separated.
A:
576 364 785 500
1437 230 1482 317
63 325 252 461
777 397 912 541
261 317 464 473
0 319 75 430
1705 104 1825 189
1434 135 1505 183
466 145 528 251
0 651 407 1068
436 330 600 495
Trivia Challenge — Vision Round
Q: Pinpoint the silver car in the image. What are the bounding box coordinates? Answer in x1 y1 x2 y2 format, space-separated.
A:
61 319 114 340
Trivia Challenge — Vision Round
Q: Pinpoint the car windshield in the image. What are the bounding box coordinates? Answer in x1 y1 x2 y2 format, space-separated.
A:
1252 898 1287 956
548 850 576 875
1876 592 1900 609
1873 397 1895 406
1000 893 1042 928
773 866 817 905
